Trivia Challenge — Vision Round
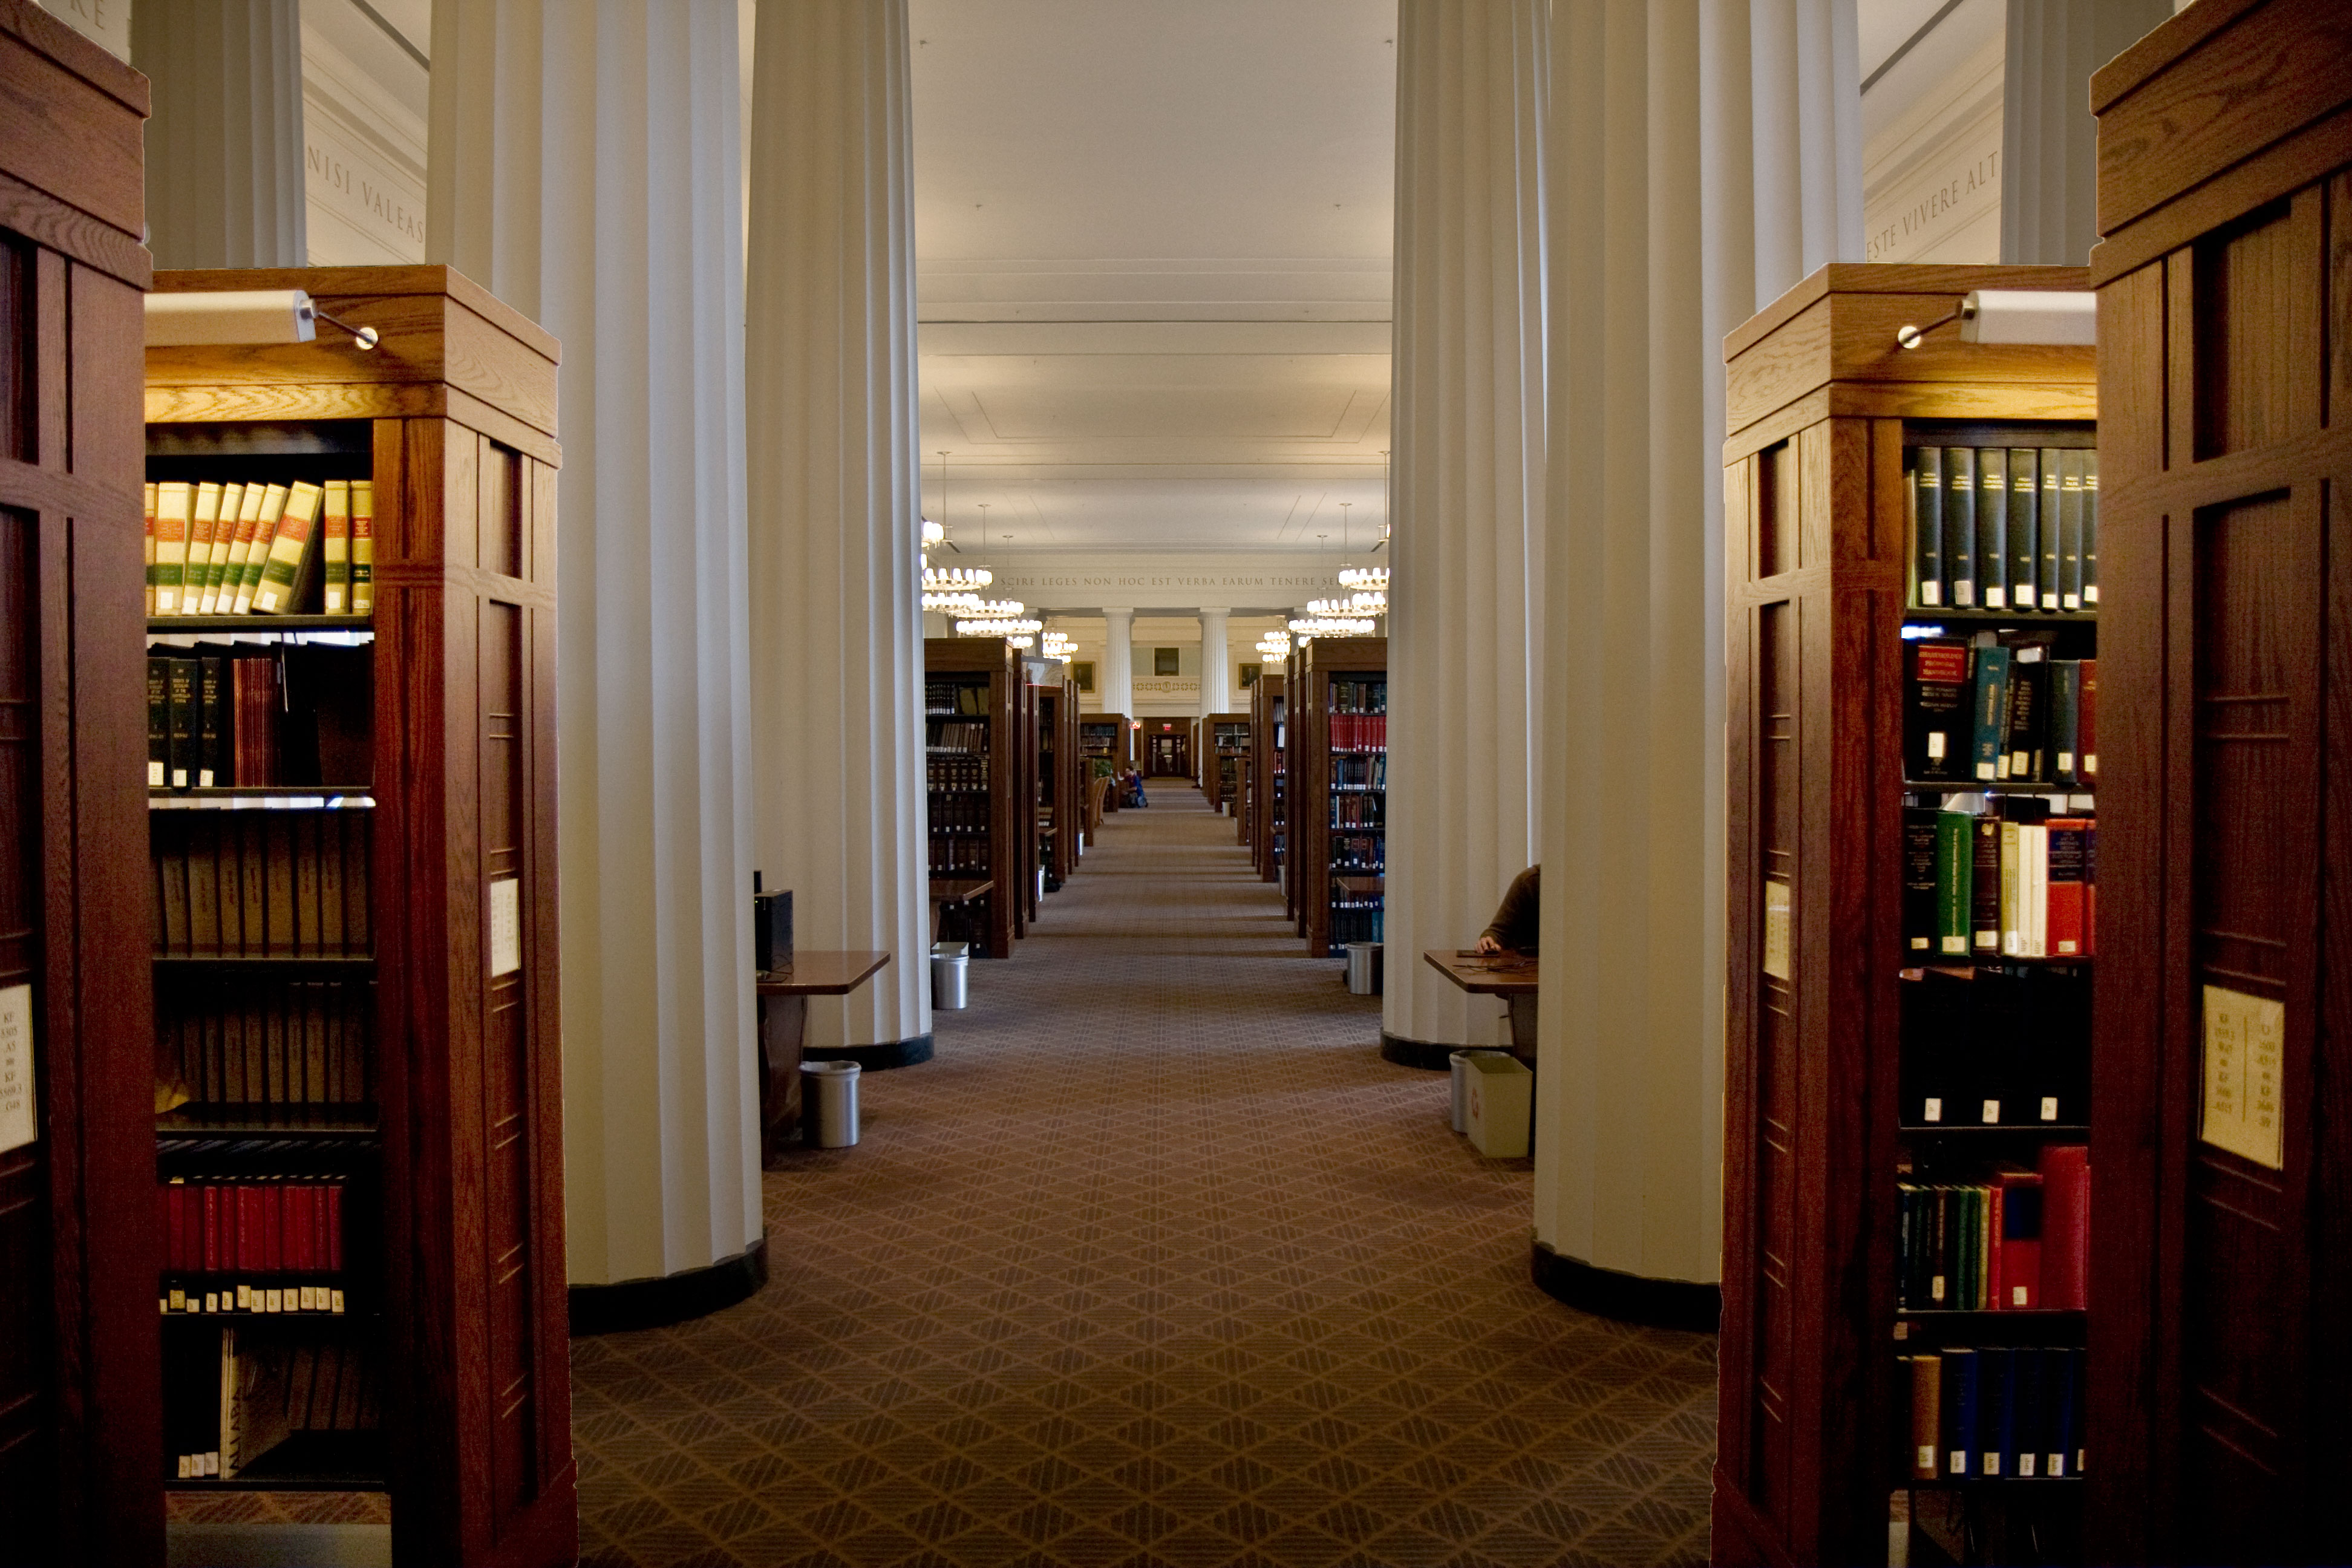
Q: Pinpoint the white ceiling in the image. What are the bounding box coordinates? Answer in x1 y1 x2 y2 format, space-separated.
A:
910 1 1398 555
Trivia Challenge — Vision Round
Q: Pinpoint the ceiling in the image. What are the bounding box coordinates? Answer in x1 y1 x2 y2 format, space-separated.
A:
909 1 1398 556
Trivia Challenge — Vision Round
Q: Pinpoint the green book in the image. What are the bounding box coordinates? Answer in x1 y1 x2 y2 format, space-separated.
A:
1972 643 2012 783
1935 810 1974 957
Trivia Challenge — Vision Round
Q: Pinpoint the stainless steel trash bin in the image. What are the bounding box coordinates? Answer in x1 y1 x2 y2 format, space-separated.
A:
800 1060 860 1148
931 941 969 1010
1344 941 1383 996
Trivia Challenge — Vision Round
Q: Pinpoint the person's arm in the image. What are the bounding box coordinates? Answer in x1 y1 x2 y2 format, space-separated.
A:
1478 867 1539 953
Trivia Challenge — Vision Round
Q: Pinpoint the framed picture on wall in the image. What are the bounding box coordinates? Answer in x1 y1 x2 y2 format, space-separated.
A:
1073 661 1095 693
1240 662 1262 688
1154 647 1180 676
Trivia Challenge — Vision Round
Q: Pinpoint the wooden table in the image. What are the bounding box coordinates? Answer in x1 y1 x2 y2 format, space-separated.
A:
927 877 993 947
755 951 890 1165
1423 948 1539 1063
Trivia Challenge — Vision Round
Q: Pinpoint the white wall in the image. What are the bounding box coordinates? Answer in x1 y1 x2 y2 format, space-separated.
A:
300 0 430 266
1860 0 2004 264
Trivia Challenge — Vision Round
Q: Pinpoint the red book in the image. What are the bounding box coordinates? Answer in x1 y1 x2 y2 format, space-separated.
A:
202 1184 221 1273
326 1182 343 1271
163 1183 184 1272
182 1183 200 1273
2044 819 2091 958
1993 1170 2044 1309
298 1186 318 1271
312 1184 329 1273
2037 1146 2089 1310
239 1184 263 1273
157 1185 174 1273
263 1182 283 1272
2085 824 2097 958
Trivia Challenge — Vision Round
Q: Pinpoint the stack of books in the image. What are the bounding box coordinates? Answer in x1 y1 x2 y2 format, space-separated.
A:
146 479 372 617
1907 444 2097 613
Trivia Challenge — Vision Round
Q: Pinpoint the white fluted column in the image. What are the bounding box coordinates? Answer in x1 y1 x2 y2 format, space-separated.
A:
745 0 930 1057
1382 0 1547 1054
429 0 759 1285
1102 609 1135 716
134 0 307 267
1999 0 2173 265
1748 0 1863 291
1197 609 1230 717
1534 0 1860 1290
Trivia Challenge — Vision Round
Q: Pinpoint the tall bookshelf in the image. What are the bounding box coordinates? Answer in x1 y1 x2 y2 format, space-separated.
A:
1714 264 2097 1568
1283 650 1305 926
924 637 1018 959
1080 714 1128 773
1295 638 1386 959
1203 714 1249 815
143 267 575 1564
2086 5 2352 1558
1250 675 1285 882
0 8 163 1561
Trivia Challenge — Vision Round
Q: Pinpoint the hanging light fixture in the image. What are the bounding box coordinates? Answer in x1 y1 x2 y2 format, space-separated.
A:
1342 457 1391 591
1288 613 1376 638
923 449 992 602
958 616 1044 639
1256 629 1292 659
957 597 1028 621
1040 629 1074 659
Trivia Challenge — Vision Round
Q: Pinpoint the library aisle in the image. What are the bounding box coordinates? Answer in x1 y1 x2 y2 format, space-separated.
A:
565 791 1716 1567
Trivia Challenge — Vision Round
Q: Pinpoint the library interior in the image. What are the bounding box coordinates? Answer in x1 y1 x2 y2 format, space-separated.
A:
4 0 2347 1564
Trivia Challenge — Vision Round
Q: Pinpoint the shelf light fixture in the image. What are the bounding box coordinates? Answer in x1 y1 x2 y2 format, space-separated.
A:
146 289 379 351
1897 290 2096 350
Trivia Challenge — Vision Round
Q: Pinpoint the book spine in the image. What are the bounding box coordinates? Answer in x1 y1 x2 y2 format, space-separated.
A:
2060 449 2085 610
2038 1145 2090 1309
2078 658 2097 782
211 484 244 615
1905 639 1971 782
1972 645 2011 782
1935 811 1972 958
2082 449 2099 606
143 482 157 615
1912 448 1942 606
1976 445 2007 608
238 485 290 613
2046 818 2088 956
322 480 351 614
226 483 265 613
154 481 191 613
1910 1355 1942 1481
166 658 197 790
146 657 168 787
189 483 222 613
2025 823 2050 958
1945 446 1977 607
2008 448 2039 611
1943 1347 1977 1477
2037 448 2063 609
2050 661 2080 786
197 656 224 788
252 482 324 613
1979 1347 2014 1477
1902 808 1939 955
2001 820 2023 958
1970 815 2000 953
350 480 374 615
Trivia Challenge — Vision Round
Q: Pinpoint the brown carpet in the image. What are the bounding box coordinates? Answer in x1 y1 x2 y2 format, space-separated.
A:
167 788 1719 1566
567 789 1716 1567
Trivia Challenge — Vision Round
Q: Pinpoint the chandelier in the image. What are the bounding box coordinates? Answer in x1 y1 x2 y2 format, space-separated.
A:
1039 630 1074 659
924 561 993 592
1337 562 1389 591
1308 592 1385 617
1255 630 1292 658
1288 614 1376 638
959 616 1044 638
921 518 945 547
924 587 986 613
958 597 1028 620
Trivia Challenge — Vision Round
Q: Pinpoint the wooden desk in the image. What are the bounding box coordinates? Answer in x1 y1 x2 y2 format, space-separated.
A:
928 878 993 947
755 951 890 1165
1423 949 1538 1062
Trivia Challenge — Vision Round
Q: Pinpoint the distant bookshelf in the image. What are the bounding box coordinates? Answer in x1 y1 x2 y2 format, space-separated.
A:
1249 675 1285 884
1295 641 1386 959
1203 714 1249 814
926 640 1019 957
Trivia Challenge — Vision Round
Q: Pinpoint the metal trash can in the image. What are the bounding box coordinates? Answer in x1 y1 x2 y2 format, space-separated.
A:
1035 866 1047 904
930 941 969 1010
800 1060 860 1148
1344 941 1383 996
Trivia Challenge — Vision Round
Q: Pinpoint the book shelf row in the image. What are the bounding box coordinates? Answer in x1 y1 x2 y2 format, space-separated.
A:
1906 1347 2087 1485
166 1325 384 1485
1897 1145 2087 1313
153 812 374 959
159 1176 352 1278
157 975 374 1110
1906 631 2096 789
1907 443 2097 616
146 478 373 618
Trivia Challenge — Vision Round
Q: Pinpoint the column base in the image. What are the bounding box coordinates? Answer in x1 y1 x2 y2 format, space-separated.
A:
1380 1030 1477 1071
569 1233 769 1334
1530 1238 1721 1333
803 1032 933 1071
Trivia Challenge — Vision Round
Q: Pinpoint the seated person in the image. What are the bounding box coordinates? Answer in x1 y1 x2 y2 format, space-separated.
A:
1120 765 1148 807
1475 864 1539 955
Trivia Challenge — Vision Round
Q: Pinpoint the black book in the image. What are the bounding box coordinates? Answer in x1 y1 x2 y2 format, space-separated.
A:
2082 449 2100 609
1909 965 1975 1125
197 656 227 788
1978 1346 2014 1477
2025 963 2092 1124
1903 807 1939 955
1976 446 2008 609
1945 446 1978 608
2002 644 2050 782
146 656 169 788
1969 965 2028 1124
2050 660 2082 786
2008 448 2040 612
2038 447 2064 609
1912 448 1944 607
1904 638 1972 782
2060 449 2086 612
165 657 199 791
1941 1347 1978 1478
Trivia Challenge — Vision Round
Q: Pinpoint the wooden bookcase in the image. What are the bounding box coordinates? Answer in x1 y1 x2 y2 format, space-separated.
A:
1713 264 2097 1568
143 266 575 1566
924 637 1018 959
1250 674 1285 882
0 8 163 1562
1080 714 1128 773
1294 638 1386 959
1283 650 1305 925
2086 4 2352 1559
1203 714 1249 815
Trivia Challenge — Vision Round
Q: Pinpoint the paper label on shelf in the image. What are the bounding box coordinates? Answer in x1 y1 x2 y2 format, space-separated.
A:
1762 880 1792 981
488 877 521 977
2201 984 2285 1169
0 984 34 1154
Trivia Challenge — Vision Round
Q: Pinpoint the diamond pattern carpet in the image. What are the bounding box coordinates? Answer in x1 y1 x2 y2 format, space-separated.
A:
567 791 1717 1568
166 788 1718 1566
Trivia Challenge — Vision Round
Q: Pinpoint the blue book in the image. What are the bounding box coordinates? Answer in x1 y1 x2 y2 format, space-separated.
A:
2048 1345 2081 1478
1912 448 1945 607
1942 1347 1979 1478
1977 446 2008 609
1973 643 2013 783
2050 661 2082 786
2010 1347 2046 1478
1945 446 1978 607
1978 1346 2016 1477
2008 448 2040 611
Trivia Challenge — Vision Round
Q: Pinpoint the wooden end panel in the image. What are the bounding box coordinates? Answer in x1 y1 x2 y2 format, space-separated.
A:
2099 261 2171 483
0 8 142 241
2189 192 2325 462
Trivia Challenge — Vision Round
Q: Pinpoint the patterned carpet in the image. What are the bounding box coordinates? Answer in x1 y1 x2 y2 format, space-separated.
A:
169 788 1719 1566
